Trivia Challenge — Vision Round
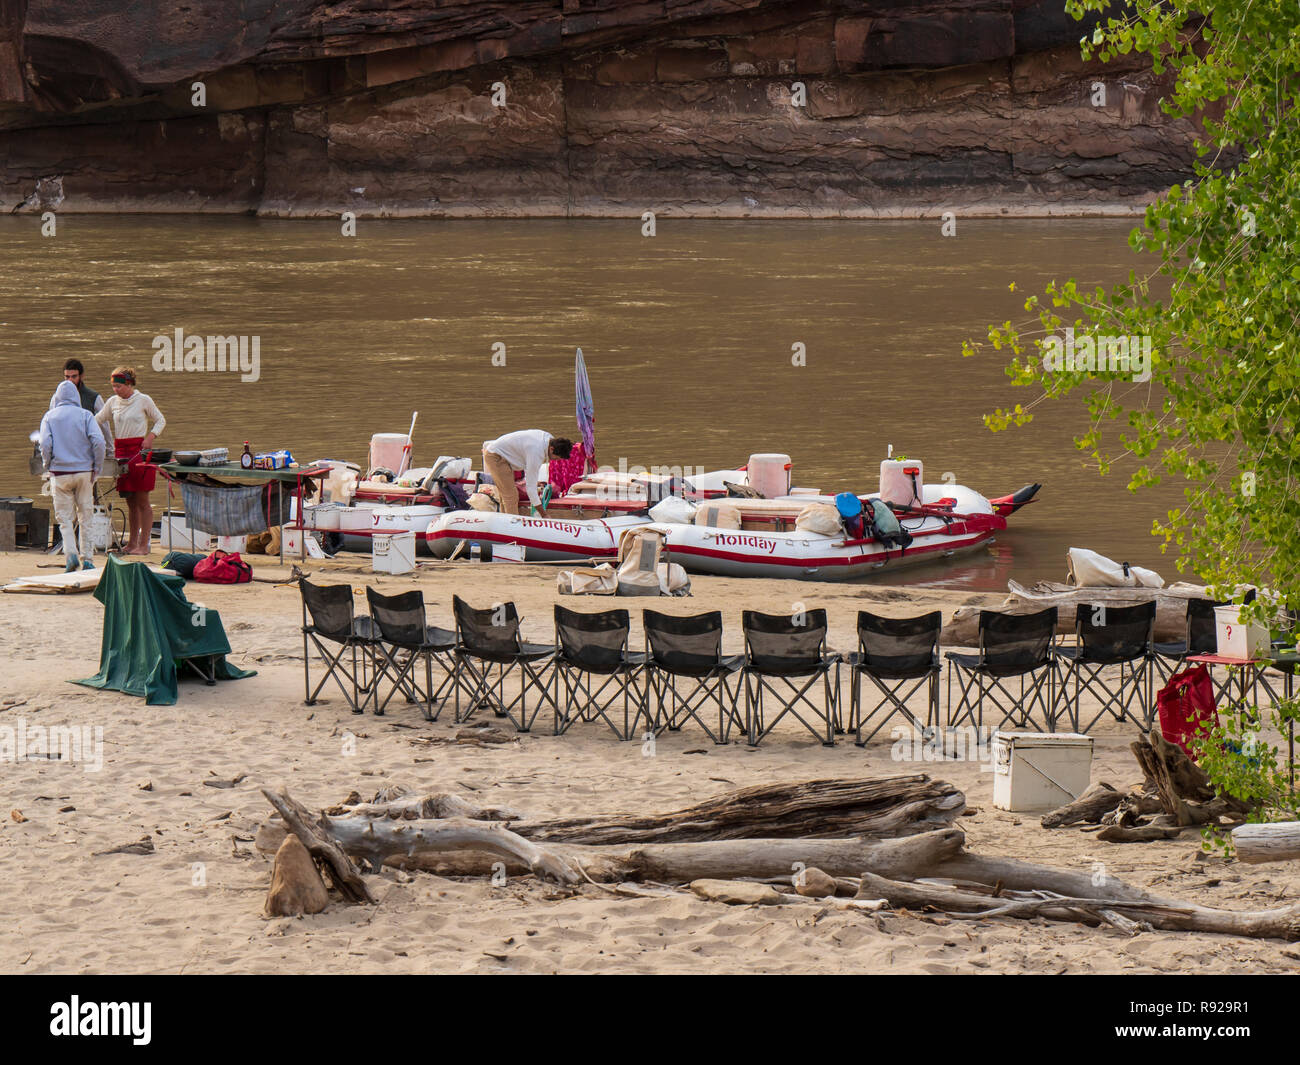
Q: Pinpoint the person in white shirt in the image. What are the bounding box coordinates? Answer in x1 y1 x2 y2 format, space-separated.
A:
481 430 573 515
95 366 166 555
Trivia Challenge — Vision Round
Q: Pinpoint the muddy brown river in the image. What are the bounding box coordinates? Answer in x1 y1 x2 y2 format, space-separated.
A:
0 215 1186 589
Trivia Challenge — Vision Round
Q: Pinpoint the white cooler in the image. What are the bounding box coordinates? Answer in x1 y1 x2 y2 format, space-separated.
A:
160 513 210 552
372 531 415 574
992 732 1093 812
1214 605 1270 659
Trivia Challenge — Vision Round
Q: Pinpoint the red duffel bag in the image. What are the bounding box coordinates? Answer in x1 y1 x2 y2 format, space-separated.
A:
192 549 253 584
1156 664 1216 755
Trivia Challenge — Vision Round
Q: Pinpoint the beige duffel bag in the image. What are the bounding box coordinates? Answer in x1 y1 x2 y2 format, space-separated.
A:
693 503 742 530
557 563 618 595
795 503 842 536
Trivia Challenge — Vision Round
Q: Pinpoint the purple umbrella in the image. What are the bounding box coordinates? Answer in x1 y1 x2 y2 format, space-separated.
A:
575 347 595 472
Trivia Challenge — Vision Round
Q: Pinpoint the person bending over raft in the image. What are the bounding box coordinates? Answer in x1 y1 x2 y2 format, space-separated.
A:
95 366 166 555
481 430 573 515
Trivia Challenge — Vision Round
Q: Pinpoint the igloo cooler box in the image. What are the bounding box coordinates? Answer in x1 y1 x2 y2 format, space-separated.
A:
992 731 1093 812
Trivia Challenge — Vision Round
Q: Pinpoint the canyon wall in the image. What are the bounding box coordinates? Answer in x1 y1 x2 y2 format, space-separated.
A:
0 1 1198 216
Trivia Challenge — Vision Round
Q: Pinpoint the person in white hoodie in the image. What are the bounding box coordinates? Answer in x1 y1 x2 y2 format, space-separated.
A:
40 379 107 572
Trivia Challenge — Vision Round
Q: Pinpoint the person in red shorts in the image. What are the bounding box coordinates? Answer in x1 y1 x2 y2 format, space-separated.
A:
94 366 166 555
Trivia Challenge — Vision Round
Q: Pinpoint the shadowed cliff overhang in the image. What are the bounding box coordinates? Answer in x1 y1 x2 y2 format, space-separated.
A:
0 0 1108 127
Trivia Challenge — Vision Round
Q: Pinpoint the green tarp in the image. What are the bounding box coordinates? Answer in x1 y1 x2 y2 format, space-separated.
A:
74 556 255 705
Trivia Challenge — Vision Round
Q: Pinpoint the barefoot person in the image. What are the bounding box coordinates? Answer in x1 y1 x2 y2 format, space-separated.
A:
95 367 166 555
40 379 106 572
481 430 573 515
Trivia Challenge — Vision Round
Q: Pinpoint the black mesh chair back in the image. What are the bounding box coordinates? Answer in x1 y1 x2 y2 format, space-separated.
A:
979 607 1058 676
367 587 427 649
1075 601 1156 663
555 605 631 673
553 605 645 739
299 579 374 713
946 608 1058 732
301 579 358 639
642 609 743 743
742 610 829 675
858 610 942 678
451 595 556 732
849 611 942 744
454 594 522 660
365 586 457 720
742 609 839 746
644 609 725 675
1187 598 1224 655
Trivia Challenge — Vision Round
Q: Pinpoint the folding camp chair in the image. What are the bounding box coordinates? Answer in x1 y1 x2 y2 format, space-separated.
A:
643 609 745 745
366 587 458 720
743 609 840 747
946 608 1058 732
553 605 648 740
847 611 942 745
299 578 379 714
1056 601 1156 733
1153 598 1223 684
452 595 557 732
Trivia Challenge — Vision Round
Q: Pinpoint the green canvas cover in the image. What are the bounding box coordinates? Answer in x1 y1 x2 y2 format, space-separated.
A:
74 555 255 705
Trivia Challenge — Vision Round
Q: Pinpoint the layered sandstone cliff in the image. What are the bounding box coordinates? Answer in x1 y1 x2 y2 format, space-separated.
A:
0 1 1198 216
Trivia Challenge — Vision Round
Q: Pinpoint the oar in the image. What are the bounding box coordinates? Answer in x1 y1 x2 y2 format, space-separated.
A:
397 411 418 477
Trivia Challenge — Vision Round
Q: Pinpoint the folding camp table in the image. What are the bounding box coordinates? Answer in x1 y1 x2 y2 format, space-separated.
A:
1188 651 1299 791
157 463 329 563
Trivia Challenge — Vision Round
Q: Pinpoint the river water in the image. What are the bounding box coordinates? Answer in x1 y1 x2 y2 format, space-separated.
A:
0 215 1185 589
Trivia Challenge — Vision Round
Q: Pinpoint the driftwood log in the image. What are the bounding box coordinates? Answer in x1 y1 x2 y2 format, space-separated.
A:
1132 731 1252 827
1040 783 1122 828
1039 734 1255 843
944 580 1212 646
514 776 967 844
262 788 374 904
1232 822 1300 864
265 781 1300 939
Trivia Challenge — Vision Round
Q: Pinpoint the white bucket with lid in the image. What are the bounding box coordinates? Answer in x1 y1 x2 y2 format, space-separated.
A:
747 453 792 499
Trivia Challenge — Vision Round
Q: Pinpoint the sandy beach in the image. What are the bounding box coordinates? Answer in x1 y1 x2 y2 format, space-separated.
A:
1 547 1295 975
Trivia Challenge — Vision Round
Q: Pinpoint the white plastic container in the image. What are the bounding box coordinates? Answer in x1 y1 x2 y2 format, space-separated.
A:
214 535 247 553
306 503 343 531
160 513 209 552
1214 605 1270 660
747 453 792 499
992 731 1094 812
283 527 327 559
880 458 925 507
369 433 411 475
372 531 415 574
90 505 113 551
492 542 526 563
340 505 382 534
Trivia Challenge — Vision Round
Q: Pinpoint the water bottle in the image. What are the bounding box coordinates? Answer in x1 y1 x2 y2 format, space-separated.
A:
470 543 481 562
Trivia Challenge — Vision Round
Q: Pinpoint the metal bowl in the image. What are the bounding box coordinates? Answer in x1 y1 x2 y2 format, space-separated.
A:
174 451 201 466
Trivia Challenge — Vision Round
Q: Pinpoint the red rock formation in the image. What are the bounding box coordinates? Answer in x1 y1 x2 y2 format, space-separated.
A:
0 0 1199 216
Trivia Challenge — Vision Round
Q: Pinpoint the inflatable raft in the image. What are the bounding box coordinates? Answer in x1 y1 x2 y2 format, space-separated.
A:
308 504 447 556
426 511 651 562
662 484 1011 581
